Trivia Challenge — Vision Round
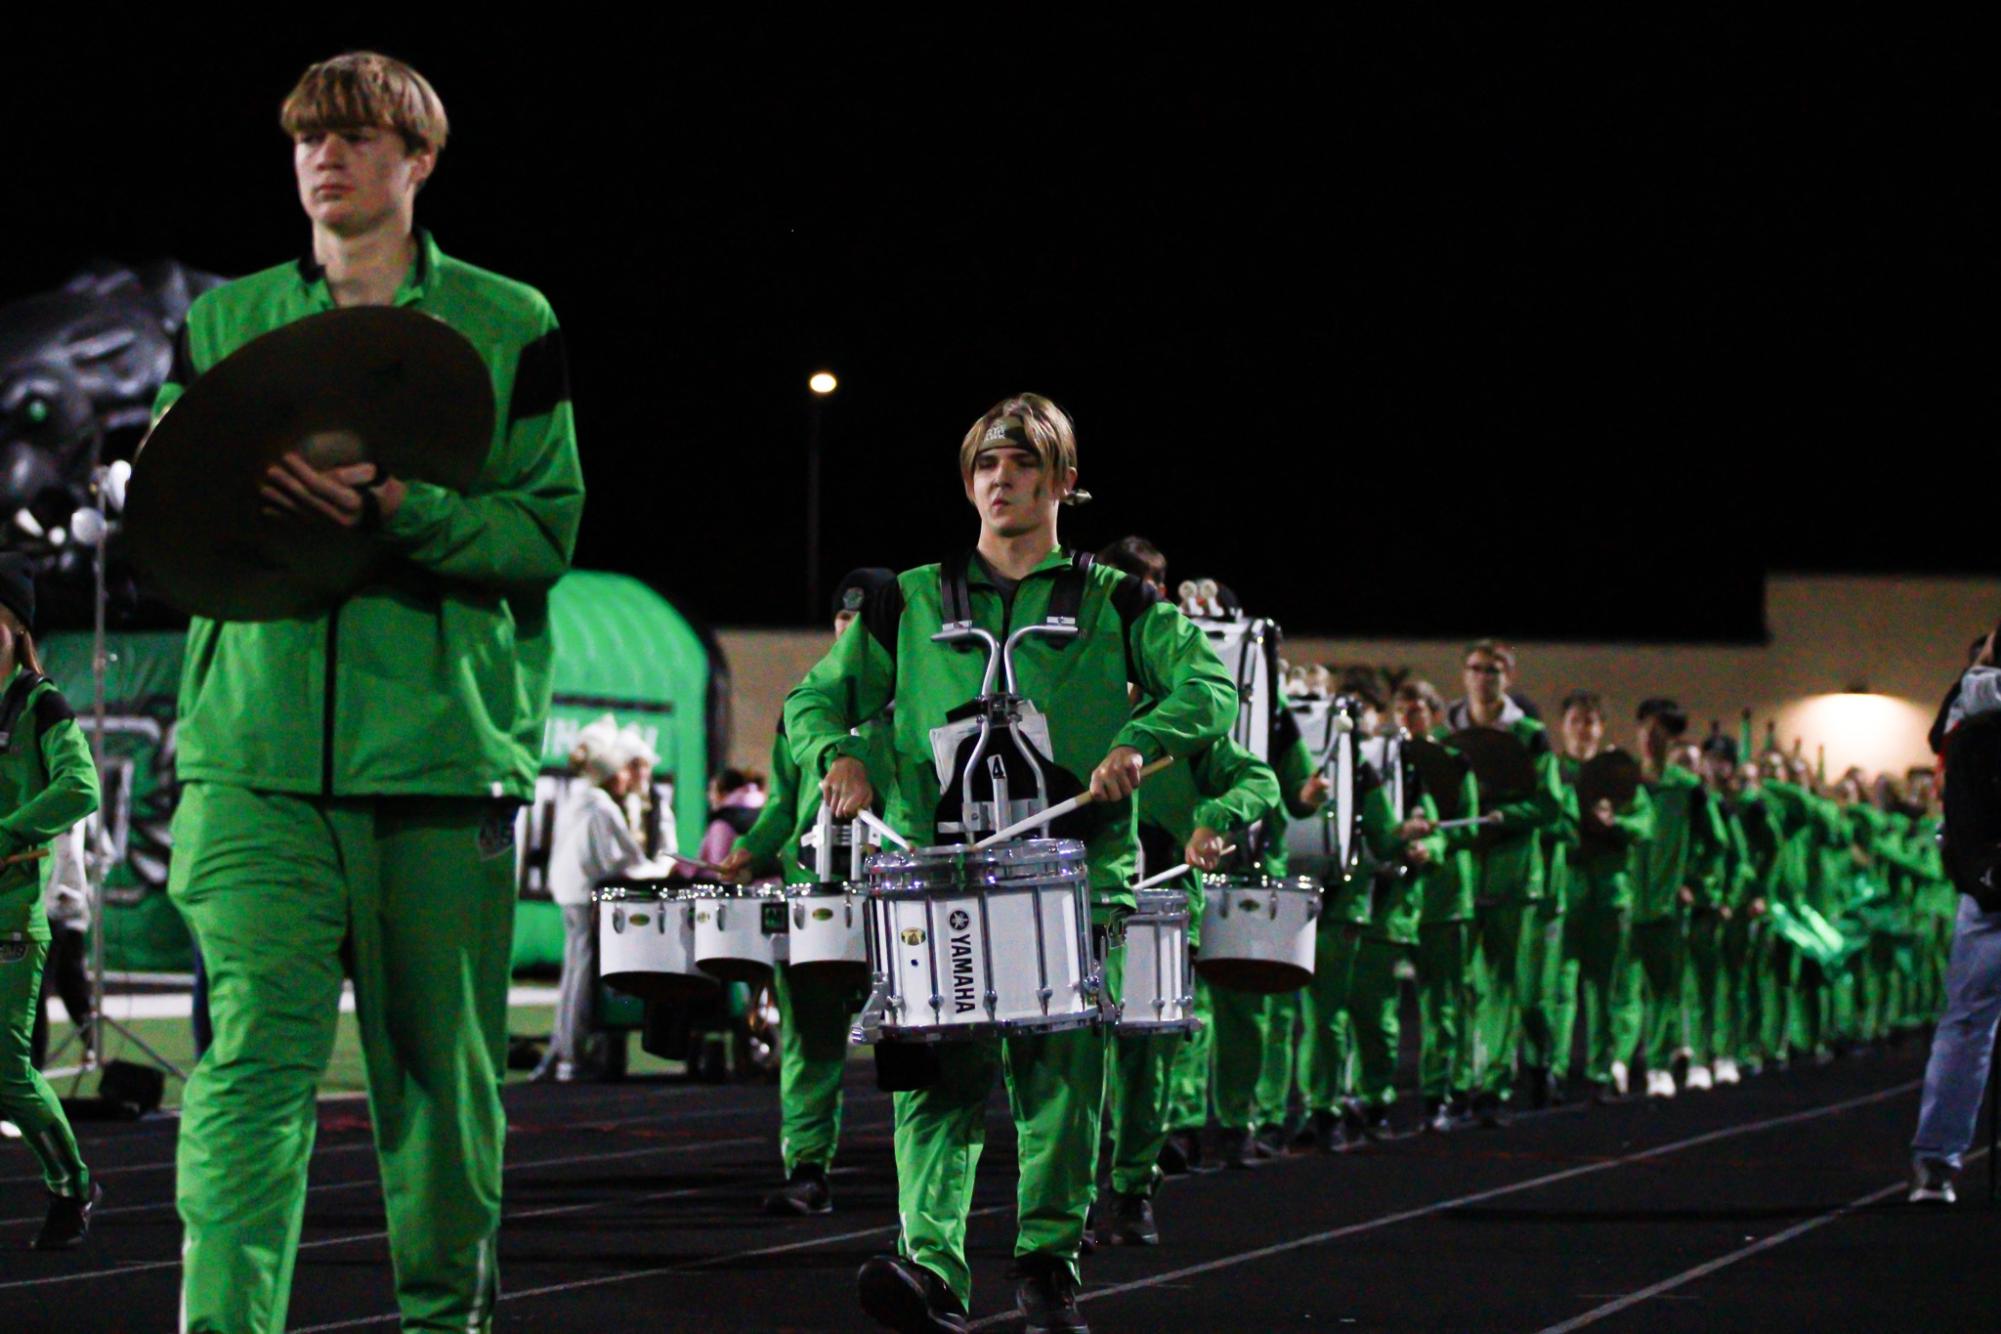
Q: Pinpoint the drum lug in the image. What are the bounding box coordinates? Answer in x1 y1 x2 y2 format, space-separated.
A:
1268 894 1279 921
793 904 806 929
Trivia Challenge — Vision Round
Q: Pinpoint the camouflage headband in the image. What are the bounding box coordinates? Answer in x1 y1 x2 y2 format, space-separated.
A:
973 417 1092 505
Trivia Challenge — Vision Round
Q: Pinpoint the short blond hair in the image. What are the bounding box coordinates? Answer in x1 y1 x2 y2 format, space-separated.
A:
958 394 1090 506
280 51 449 156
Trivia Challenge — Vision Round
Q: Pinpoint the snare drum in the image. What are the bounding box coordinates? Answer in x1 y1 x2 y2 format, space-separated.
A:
596 881 713 1000
785 884 868 982
1195 874 1322 994
1115 889 1197 1034
860 838 1101 1040
692 884 788 983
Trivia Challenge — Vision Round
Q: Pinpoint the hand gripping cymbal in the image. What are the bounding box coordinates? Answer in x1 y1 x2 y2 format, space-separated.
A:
126 306 493 621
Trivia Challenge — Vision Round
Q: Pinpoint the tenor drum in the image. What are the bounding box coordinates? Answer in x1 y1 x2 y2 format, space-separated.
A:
1195 875 1323 994
692 884 788 983
595 881 713 1000
785 884 869 982
1115 889 1197 1034
861 838 1101 1040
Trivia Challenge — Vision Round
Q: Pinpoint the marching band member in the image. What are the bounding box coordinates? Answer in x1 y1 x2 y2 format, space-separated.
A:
1554 691 1654 1100
1100 735 1279 1242
718 568 900 1218
537 717 647 1084
785 395 1233 1334
1626 700 1726 1097
154 52 584 1331
1387 682 1482 1131
1445 641 1562 1127
1728 750 1787 1075
1346 688 1471 1138
0 555 103 1249
1701 733 1758 1085
1672 733 1730 1090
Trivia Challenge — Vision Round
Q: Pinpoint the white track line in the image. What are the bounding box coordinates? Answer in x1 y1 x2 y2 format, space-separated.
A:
1530 1144 1992 1333
0 1084 866 1189
0 1133 766 1293
961 1079 1921 1329
295 1077 1922 1331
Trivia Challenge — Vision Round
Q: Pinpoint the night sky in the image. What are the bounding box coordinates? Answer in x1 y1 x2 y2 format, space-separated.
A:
6 17 1992 641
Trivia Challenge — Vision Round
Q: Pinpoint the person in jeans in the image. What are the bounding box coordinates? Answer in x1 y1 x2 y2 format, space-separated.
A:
1910 628 2001 1203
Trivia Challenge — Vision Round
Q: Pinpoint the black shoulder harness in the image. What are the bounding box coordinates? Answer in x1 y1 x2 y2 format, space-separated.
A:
0 672 51 755
937 550 1092 648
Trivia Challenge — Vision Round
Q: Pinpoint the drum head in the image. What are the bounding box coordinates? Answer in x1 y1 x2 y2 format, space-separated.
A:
1404 739 1470 819
1447 728 1539 802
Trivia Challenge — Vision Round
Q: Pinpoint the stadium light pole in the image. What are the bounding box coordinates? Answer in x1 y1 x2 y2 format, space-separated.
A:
806 371 838 622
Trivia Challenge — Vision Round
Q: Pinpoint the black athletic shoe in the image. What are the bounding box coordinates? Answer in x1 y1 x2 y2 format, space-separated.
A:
1524 1065 1552 1109
1221 1126 1261 1169
1012 1253 1088 1334
1306 1107 1345 1152
762 1164 832 1216
33 1180 102 1251
1100 1191 1159 1246
1357 1104 1391 1142
1472 1091 1508 1129
1422 1097 1455 1133
1254 1122 1288 1159
857 1255 968 1333
1157 1132 1192 1176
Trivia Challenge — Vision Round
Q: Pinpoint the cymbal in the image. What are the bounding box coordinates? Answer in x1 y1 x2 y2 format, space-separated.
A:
126 306 492 621
1403 737 1470 819
1446 727 1539 802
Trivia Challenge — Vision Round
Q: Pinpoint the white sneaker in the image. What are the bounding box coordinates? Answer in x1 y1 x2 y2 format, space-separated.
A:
1646 1070 1677 1099
1910 1159 1957 1205
0 1120 18 1140
1686 1064 1714 1091
1714 1058 1740 1085
1609 1061 1629 1096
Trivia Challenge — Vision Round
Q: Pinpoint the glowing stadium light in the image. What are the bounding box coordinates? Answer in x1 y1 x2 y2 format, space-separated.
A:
1776 692 1934 779
808 371 839 396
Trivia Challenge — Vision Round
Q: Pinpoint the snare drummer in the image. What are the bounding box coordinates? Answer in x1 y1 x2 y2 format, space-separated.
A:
786 395 1234 1333
152 53 584 1331
717 567 899 1219
537 719 649 1083
1099 736 1279 1244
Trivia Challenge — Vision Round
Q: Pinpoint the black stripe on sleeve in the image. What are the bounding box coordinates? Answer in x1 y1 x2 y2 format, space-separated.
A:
862 580 905 658
32 686 75 731
508 326 571 426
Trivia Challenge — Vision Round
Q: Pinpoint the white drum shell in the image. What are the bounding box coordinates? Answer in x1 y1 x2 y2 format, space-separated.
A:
1196 880 1321 995
786 886 869 977
862 839 1099 1040
1116 891 1197 1033
693 889 785 982
596 886 711 999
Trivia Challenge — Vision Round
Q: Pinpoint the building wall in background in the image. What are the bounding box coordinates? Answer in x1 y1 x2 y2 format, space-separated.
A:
718 575 1993 782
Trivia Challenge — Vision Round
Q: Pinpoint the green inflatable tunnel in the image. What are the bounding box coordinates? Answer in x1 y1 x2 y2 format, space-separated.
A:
41 571 727 976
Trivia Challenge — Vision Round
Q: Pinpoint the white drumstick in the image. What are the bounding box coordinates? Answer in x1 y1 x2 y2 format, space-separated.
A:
971 757 1175 850
854 808 912 850
1432 813 1503 832
1131 843 1237 892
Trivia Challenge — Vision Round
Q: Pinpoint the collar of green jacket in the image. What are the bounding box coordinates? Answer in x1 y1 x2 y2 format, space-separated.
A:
294 228 441 310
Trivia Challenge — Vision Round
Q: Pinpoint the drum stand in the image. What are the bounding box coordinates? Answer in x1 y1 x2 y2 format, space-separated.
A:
51 467 188 1092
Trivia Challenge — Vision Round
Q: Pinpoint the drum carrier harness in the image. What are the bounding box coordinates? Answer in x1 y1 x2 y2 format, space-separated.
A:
930 549 1093 843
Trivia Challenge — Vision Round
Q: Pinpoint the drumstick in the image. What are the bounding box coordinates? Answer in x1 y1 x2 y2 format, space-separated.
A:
971 757 1175 850
0 848 49 867
1431 813 1504 832
853 809 912 850
1131 844 1237 892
